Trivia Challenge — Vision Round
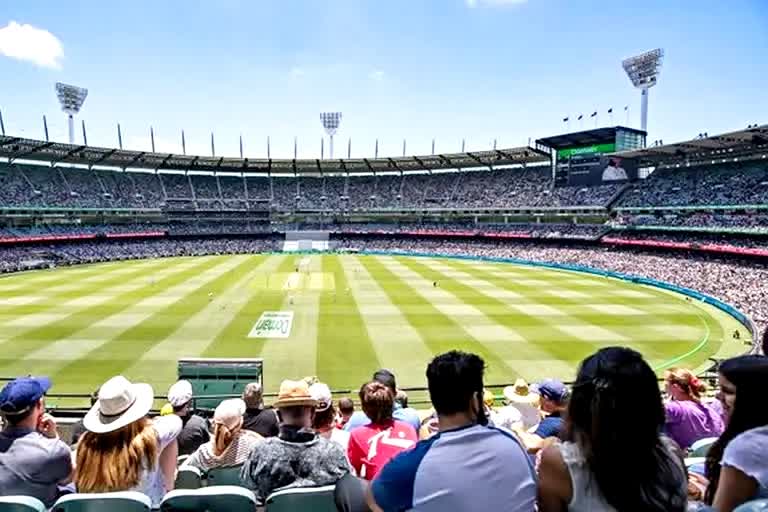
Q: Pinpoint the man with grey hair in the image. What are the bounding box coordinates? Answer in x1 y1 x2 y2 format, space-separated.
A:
242 381 279 438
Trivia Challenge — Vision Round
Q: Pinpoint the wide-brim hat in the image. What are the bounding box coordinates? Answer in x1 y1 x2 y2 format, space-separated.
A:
503 378 540 405
83 376 154 434
274 379 317 408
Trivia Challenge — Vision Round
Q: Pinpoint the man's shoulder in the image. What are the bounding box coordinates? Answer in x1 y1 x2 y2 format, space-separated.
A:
2 429 70 458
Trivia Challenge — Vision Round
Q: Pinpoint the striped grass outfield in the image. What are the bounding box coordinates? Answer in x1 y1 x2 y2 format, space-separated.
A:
0 253 751 405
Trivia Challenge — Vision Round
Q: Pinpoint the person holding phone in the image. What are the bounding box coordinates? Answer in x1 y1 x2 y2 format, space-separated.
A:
0 376 73 507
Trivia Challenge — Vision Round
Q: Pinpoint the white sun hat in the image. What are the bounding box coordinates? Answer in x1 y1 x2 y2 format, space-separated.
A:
167 380 193 408
83 376 154 434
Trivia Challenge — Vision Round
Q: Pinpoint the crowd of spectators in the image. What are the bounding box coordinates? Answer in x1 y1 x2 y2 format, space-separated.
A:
620 212 768 232
0 237 281 273
0 163 623 211
617 162 768 208
609 231 768 250
3 348 768 511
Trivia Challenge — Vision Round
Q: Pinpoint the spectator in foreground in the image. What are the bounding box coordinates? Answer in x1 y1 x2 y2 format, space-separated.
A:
344 369 421 432
337 397 355 429
240 379 349 504
0 376 73 507
310 382 350 452
705 355 768 511
348 381 417 480
365 351 536 511
168 379 209 455
663 368 723 449
75 376 182 508
515 379 569 453
537 347 687 512
242 381 279 438
181 398 261 473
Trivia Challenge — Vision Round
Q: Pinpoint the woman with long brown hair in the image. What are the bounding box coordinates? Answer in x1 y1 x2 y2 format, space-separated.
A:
663 367 723 449
181 398 261 472
74 376 181 508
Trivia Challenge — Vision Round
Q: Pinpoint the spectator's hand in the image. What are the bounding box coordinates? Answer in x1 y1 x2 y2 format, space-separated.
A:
38 413 59 439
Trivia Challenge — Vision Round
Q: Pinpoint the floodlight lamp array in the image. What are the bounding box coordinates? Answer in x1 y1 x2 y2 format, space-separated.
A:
55 82 89 115
320 112 342 136
622 48 664 89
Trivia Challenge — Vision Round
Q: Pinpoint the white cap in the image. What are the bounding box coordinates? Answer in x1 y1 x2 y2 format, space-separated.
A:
309 382 332 412
167 380 193 407
214 398 246 430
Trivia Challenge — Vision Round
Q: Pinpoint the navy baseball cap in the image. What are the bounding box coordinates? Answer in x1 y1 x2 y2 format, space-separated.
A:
0 377 51 415
533 379 569 403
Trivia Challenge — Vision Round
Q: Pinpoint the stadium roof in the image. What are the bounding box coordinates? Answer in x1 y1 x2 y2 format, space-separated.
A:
536 126 647 150
0 135 549 174
613 124 768 166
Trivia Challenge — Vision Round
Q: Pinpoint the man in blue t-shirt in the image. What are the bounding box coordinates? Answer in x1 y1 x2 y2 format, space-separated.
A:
514 379 569 454
360 351 536 512
343 369 421 433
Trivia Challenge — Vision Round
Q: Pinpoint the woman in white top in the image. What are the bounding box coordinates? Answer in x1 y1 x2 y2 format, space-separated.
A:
181 398 262 473
537 347 687 512
74 376 182 508
704 355 768 511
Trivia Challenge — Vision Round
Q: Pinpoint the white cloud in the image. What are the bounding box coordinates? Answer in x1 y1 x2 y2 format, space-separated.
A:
289 66 305 78
369 70 385 81
0 21 64 69
466 0 527 7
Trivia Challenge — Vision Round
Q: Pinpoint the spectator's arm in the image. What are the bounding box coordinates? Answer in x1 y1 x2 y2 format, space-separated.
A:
159 439 178 493
537 445 570 512
712 465 757 512
512 428 547 454
347 434 364 475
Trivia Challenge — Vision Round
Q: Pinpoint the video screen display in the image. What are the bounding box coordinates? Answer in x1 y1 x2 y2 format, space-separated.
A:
556 143 638 186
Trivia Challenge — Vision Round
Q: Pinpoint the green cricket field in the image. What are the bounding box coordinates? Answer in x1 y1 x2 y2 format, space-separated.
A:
0 253 749 406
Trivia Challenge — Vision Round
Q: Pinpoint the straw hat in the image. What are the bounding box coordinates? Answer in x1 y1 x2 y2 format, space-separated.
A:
503 378 540 405
83 376 154 434
273 379 317 408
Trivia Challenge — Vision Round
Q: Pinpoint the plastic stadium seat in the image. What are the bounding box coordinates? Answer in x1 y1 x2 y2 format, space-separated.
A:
0 496 46 512
265 485 337 512
735 500 768 512
161 486 256 512
206 464 244 486
690 437 718 457
175 466 204 489
52 491 151 512
685 456 706 475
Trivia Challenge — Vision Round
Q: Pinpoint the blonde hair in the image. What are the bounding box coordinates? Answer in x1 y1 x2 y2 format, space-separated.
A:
74 417 158 492
665 368 707 401
212 420 241 456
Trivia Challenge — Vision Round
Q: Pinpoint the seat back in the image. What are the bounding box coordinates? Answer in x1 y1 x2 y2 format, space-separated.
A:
161 486 256 512
690 437 718 457
52 492 151 512
265 485 337 512
206 464 244 486
175 466 203 489
0 496 46 512
735 499 768 512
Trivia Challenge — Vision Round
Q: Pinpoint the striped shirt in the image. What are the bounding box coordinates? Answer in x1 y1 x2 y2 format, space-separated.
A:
181 429 262 473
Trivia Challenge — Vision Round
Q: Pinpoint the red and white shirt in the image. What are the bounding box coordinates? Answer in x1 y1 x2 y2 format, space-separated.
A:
348 419 418 480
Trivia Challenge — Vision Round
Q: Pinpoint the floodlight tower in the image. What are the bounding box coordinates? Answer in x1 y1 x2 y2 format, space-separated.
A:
622 48 663 133
55 82 88 144
320 112 342 159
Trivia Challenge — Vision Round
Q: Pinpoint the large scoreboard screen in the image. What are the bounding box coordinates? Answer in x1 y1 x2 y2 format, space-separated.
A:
538 127 645 187
556 143 638 186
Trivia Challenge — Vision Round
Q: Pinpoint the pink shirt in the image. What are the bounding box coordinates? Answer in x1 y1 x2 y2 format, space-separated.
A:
347 419 417 480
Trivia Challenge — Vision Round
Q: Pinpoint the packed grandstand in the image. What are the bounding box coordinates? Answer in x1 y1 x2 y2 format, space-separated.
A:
1 123 768 512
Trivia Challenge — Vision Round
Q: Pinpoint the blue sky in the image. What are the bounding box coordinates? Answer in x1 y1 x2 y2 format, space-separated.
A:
1 0 766 159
